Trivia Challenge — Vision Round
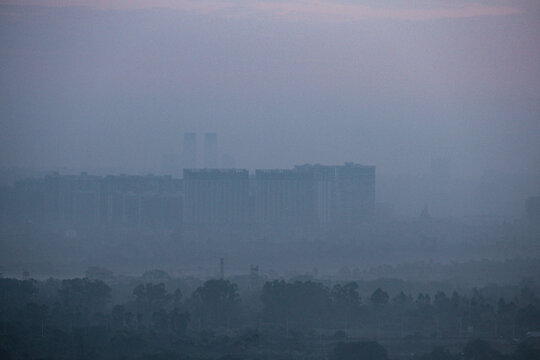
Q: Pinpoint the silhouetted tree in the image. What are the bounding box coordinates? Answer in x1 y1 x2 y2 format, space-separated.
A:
332 282 361 326
173 288 183 308
0 278 37 309
392 291 412 306
513 341 540 360
434 291 451 312
192 279 240 326
416 293 432 308
496 298 517 337
331 341 388 360
152 309 169 332
218 355 243 360
463 339 502 360
450 291 462 310
22 302 49 337
170 308 190 335
261 280 331 326
421 346 455 360
58 278 111 313
133 283 171 314
370 288 389 306
516 304 540 331
111 304 127 330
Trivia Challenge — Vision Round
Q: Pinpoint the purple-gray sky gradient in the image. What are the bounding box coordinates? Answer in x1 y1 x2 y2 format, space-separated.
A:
0 0 539 178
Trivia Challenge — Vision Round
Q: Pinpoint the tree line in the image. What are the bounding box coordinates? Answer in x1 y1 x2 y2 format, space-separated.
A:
1 276 539 359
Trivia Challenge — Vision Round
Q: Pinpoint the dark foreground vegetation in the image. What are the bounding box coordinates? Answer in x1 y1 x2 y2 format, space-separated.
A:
1 273 540 360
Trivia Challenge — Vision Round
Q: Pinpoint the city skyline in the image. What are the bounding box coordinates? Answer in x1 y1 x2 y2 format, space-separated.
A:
6 161 376 227
0 2 539 358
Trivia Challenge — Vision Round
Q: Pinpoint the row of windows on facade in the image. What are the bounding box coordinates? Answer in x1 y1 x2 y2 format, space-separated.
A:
6 164 374 226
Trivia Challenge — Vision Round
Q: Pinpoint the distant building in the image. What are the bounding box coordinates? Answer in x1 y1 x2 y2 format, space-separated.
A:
203 133 218 168
182 133 197 170
295 164 337 224
8 162 374 228
184 163 374 225
254 169 315 224
295 163 375 224
14 172 102 226
100 174 182 226
183 169 249 224
12 173 182 228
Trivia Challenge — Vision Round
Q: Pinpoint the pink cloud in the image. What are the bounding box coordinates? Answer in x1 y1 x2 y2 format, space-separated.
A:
0 0 522 21
251 1 521 22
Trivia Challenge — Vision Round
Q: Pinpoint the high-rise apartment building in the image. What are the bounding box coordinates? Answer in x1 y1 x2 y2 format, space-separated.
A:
183 169 249 224
295 164 337 224
254 169 316 224
12 173 183 228
294 163 375 224
9 163 374 228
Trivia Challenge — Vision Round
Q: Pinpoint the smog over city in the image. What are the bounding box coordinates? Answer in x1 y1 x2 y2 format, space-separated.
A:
0 1 539 359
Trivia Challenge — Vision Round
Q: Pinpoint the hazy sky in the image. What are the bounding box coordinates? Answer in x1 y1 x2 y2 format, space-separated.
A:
1 0 539 177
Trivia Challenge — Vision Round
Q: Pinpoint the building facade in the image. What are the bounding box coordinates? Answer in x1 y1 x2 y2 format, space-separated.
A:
254 169 316 224
183 169 249 224
11 173 183 228
6 163 374 228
